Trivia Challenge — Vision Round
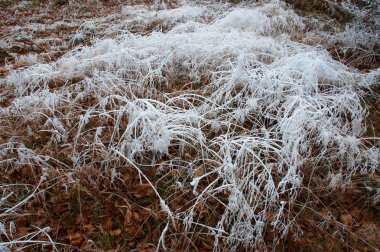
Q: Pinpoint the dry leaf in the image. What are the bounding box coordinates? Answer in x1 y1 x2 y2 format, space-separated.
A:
194 168 203 178
340 214 353 225
133 211 142 222
111 229 122 236
102 217 113 231
83 224 96 233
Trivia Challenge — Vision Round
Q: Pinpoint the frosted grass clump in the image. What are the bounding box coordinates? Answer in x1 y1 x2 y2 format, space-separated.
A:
6 64 58 95
5 1 304 93
214 3 304 35
301 0 379 68
15 54 39 66
121 4 208 27
1 91 60 120
71 95 205 170
186 135 291 250
119 98 204 157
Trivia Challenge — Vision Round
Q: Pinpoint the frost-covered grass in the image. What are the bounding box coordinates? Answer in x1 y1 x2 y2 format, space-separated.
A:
1 0 379 250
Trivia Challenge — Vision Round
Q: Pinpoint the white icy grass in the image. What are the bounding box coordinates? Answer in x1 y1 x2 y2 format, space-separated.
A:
1 0 379 250
302 0 380 68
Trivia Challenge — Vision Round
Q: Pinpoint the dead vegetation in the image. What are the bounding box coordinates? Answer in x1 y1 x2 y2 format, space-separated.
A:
0 0 379 251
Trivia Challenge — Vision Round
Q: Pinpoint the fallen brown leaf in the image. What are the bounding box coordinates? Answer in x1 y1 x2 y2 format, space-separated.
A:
111 229 122 236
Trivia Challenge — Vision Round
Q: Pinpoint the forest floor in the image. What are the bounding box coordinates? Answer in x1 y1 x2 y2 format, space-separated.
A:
0 0 379 251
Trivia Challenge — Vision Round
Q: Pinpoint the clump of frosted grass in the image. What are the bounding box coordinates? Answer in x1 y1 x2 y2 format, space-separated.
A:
15 54 39 66
71 96 205 169
301 0 379 68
